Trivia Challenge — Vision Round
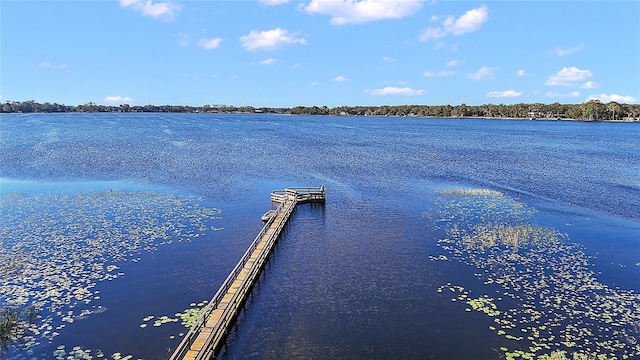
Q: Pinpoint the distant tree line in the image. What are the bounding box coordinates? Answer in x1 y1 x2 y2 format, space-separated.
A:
0 101 290 115
291 101 640 121
2 100 639 121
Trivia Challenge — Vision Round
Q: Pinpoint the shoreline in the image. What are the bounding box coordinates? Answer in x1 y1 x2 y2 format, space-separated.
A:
4 111 639 123
2 100 639 122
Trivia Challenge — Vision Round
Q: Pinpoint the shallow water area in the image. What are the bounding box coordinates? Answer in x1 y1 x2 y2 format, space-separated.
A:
1 113 638 359
427 189 640 359
0 178 227 359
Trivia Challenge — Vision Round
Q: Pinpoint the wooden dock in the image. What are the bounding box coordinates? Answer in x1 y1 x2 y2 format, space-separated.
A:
169 186 326 360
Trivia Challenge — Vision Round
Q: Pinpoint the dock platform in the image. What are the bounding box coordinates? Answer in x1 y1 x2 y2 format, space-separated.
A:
169 186 325 360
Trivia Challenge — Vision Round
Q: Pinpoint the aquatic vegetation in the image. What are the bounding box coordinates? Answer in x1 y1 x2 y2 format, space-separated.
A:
0 306 38 353
0 190 221 354
433 188 640 359
135 301 207 344
466 296 500 317
139 300 207 331
457 223 563 252
52 345 132 360
176 301 208 328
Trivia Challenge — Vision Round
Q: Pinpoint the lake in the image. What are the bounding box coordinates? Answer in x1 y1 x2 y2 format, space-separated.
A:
1 113 638 359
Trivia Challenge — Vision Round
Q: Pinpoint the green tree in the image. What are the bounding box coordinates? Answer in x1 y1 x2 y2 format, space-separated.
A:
606 101 621 120
548 102 562 118
582 100 603 120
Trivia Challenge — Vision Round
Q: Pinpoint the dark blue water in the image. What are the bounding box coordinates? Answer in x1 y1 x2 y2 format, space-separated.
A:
0 113 638 359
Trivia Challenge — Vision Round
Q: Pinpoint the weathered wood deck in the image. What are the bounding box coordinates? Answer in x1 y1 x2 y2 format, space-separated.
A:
169 186 325 360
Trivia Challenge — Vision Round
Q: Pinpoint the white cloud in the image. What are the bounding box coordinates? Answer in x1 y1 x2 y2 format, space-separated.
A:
259 0 289 6
447 5 489 35
445 59 463 67
334 75 351 82
545 66 592 87
39 62 67 69
487 90 522 98
104 96 133 104
420 5 488 41
581 81 598 89
467 66 497 80
420 27 447 41
545 91 580 98
383 56 397 63
302 0 424 25
119 0 180 21
365 87 424 96
587 94 638 104
517 69 527 77
239 28 307 51
260 58 277 65
553 43 584 57
424 70 455 77
197 38 222 50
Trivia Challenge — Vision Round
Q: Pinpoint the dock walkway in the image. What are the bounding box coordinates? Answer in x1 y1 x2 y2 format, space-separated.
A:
170 186 325 360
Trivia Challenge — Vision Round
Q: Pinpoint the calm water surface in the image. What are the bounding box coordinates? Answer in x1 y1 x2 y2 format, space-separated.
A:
0 113 638 359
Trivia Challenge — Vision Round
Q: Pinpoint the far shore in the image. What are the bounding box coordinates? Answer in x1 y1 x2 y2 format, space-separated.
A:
3 100 639 122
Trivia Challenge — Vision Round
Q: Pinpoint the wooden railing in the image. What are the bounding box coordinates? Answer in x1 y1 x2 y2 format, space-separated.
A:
169 186 324 360
169 201 290 360
270 186 326 204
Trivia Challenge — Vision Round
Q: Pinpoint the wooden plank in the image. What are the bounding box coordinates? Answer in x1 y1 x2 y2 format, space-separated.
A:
182 349 200 360
236 269 250 282
205 310 224 327
190 328 212 351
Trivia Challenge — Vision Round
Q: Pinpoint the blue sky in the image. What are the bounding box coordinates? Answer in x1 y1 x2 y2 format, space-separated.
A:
2 1 639 107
